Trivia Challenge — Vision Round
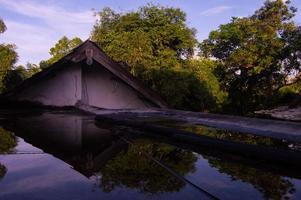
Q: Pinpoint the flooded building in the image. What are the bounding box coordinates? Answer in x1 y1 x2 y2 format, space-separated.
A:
5 40 166 110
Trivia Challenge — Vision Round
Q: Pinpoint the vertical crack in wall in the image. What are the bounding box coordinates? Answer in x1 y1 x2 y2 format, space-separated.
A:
81 66 89 105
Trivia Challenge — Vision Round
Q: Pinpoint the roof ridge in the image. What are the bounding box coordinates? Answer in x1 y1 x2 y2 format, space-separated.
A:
4 39 167 108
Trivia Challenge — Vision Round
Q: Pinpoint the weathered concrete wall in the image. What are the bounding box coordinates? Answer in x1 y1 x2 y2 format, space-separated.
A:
12 63 155 109
82 66 153 109
14 65 82 107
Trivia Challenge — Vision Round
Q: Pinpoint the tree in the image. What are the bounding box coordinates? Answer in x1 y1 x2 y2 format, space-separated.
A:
0 44 18 92
42 36 83 67
0 18 18 92
91 5 225 111
141 59 227 111
200 0 299 114
3 66 27 92
3 63 41 92
24 63 41 78
0 18 6 34
92 5 197 74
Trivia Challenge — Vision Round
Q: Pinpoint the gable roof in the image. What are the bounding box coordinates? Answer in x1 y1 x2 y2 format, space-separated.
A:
6 40 167 108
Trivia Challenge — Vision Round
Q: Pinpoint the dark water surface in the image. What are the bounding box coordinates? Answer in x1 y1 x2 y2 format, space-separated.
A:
0 111 300 200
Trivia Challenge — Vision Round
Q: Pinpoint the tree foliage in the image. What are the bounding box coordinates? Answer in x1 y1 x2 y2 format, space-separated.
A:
92 5 197 73
141 59 227 111
0 18 18 92
3 63 41 92
42 36 83 67
91 5 225 111
200 0 300 114
0 18 6 34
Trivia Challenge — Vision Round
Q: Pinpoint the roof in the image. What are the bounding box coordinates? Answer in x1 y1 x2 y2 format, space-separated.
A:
6 40 167 108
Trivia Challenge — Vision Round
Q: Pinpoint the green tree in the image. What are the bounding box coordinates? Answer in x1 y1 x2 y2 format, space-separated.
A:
91 5 225 111
0 44 18 92
41 36 83 67
141 59 227 111
3 66 27 92
200 0 300 114
24 63 41 78
3 63 41 92
0 18 6 34
92 6 197 74
0 18 18 92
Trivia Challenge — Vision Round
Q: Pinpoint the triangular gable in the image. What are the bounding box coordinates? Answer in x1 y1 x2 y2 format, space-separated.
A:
6 40 167 108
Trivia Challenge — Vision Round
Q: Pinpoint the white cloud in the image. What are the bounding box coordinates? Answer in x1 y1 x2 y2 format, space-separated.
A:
200 6 233 16
0 0 95 65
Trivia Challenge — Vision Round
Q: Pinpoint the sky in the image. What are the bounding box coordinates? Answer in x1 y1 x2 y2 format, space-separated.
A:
0 0 301 66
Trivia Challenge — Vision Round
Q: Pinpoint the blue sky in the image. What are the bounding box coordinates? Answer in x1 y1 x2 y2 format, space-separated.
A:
0 0 301 65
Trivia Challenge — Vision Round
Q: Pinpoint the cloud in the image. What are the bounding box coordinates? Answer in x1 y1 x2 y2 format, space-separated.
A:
200 6 233 16
0 21 55 65
0 0 95 65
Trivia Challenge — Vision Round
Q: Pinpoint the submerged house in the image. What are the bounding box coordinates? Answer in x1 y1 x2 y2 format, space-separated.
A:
5 40 166 110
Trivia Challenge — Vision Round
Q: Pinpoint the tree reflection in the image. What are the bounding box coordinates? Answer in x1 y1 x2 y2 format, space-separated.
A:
98 139 197 194
0 127 16 181
176 124 288 147
206 157 295 200
0 164 6 179
0 127 17 153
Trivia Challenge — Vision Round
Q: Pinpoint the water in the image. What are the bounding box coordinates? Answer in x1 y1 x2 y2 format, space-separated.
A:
0 110 300 200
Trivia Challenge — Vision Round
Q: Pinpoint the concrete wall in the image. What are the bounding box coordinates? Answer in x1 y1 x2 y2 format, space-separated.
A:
14 65 82 107
13 63 154 109
82 65 153 109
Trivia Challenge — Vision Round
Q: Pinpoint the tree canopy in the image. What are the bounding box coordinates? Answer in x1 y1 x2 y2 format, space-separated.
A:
41 36 83 68
92 5 197 74
91 5 225 111
0 18 18 92
0 18 6 34
3 63 41 92
200 0 300 114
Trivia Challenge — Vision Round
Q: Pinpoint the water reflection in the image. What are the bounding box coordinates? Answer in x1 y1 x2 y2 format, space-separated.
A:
0 111 202 199
0 164 6 179
204 155 296 200
98 140 197 193
0 127 16 182
159 121 296 149
0 127 16 153
0 111 300 199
